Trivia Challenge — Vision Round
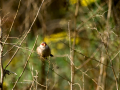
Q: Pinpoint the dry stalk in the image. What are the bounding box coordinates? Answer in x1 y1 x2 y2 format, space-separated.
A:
106 0 118 89
0 13 4 90
12 35 38 89
5 0 45 69
3 0 22 47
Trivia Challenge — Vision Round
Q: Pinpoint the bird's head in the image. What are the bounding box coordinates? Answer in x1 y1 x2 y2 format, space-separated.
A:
40 42 47 48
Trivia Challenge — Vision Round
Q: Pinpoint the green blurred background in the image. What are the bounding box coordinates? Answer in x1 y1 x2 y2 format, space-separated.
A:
1 0 120 90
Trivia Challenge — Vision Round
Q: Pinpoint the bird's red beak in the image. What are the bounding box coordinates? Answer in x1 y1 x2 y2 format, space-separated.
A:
43 44 46 46
43 43 47 47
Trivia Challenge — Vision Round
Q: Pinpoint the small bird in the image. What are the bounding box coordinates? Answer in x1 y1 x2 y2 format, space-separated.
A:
36 42 53 59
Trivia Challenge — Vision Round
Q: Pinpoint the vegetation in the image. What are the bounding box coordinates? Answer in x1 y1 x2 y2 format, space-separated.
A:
0 0 120 90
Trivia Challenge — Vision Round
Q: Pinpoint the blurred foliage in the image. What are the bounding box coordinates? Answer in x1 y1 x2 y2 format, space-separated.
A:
1 0 120 90
81 0 96 6
70 0 97 6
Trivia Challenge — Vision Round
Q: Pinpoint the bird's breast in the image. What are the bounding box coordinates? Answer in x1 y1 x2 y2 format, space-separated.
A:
37 46 51 57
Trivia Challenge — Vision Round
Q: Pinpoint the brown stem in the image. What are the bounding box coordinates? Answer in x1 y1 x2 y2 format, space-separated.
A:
0 1 4 89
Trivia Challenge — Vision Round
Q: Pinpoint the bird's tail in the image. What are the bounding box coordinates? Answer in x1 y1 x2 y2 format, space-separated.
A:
50 54 53 57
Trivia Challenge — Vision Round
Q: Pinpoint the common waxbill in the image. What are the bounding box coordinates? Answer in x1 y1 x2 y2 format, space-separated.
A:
36 42 53 58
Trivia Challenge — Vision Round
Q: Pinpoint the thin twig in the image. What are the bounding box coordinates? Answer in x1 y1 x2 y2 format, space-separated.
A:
12 35 38 89
61 41 112 68
3 0 22 47
68 20 72 90
70 2 78 89
0 13 4 90
47 59 104 90
106 1 118 89
5 0 45 69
